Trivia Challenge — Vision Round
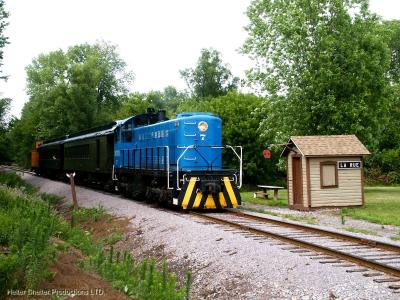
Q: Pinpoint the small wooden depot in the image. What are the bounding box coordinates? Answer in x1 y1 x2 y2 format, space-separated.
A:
281 135 370 210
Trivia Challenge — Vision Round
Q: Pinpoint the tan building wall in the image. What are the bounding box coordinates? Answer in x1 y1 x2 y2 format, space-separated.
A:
287 154 363 209
287 154 293 205
302 156 308 207
309 157 363 207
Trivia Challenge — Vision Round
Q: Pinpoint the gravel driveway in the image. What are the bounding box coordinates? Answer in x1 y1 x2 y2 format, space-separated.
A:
21 173 399 299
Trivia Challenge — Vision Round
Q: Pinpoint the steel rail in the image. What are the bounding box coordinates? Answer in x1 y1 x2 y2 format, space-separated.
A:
190 212 400 278
228 210 400 254
0 165 36 175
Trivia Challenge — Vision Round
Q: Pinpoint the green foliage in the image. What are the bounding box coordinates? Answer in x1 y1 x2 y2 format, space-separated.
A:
40 193 63 205
85 253 189 300
0 172 189 299
243 0 392 151
11 42 133 166
341 226 379 236
72 206 106 223
240 190 288 207
0 97 12 162
0 171 37 194
0 97 10 129
114 92 151 120
0 0 9 80
384 20 400 83
178 92 284 184
102 232 123 246
180 48 239 98
390 235 400 241
341 186 400 226
0 187 62 295
115 87 189 120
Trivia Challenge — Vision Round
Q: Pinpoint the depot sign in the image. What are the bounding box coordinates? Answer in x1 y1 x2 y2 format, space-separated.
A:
337 161 362 169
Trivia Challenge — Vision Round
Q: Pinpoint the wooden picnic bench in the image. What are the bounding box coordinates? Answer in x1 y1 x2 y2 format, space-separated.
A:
254 185 284 200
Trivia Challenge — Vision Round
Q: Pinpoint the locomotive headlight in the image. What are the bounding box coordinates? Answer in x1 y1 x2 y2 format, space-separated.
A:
198 121 208 132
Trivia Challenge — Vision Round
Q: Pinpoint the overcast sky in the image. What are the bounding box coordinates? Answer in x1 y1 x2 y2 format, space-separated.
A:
0 0 399 117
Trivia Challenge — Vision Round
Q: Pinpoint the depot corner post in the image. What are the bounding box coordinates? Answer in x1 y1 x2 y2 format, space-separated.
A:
281 135 370 211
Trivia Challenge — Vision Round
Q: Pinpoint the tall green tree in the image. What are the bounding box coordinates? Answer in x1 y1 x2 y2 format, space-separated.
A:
0 0 9 80
0 97 11 161
384 20 400 83
180 48 239 98
242 0 392 150
13 42 133 165
114 92 151 120
24 42 133 138
0 0 10 161
368 20 400 182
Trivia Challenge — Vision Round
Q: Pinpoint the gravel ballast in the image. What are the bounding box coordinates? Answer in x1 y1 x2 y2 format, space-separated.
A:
21 173 399 299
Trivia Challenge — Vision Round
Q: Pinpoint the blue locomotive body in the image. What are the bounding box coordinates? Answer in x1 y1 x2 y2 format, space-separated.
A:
114 112 222 171
113 109 241 209
33 109 241 209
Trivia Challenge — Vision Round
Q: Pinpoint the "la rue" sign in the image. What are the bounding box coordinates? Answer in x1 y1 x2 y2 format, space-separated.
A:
338 161 362 169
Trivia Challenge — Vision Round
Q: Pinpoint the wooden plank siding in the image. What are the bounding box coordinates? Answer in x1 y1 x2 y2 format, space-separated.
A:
302 156 308 207
287 154 293 205
309 157 362 207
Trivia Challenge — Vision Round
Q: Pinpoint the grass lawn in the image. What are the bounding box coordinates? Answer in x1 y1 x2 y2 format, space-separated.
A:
241 189 288 207
241 186 400 227
341 186 400 226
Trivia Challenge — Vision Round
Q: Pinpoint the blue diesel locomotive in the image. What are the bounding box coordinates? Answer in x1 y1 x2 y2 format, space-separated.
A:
32 109 242 209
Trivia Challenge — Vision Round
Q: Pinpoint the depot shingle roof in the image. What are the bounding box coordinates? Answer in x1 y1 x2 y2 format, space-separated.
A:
281 135 370 157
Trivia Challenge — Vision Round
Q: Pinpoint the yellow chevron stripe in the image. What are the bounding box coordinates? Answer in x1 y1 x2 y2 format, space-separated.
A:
219 192 227 208
193 192 202 208
224 177 238 208
182 177 197 209
205 194 216 209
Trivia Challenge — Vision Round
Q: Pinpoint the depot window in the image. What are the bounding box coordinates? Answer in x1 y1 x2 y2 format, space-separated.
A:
320 161 338 188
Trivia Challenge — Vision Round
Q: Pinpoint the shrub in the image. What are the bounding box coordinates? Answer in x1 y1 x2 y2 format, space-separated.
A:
0 172 37 194
0 188 62 295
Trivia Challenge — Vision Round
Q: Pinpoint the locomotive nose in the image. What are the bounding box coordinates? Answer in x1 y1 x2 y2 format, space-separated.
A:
201 181 221 195
178 175 240 209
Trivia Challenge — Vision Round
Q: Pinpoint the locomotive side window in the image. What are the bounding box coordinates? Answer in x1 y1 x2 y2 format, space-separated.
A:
115 127 121 142
122 121 132 142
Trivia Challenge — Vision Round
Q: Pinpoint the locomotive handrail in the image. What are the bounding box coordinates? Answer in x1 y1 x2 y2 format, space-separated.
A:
165 146 172 190
226 145 243 189
176 145 194 190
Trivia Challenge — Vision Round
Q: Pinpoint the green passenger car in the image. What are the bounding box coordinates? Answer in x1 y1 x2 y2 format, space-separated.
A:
63 135 114 174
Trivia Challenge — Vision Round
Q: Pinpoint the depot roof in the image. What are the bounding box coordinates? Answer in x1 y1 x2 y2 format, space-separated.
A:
281 135 371 157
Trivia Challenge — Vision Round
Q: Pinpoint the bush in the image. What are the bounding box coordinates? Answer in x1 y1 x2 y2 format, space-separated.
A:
0 173 191 300
0 188 63 295
86 250 190 300
0 172 37 194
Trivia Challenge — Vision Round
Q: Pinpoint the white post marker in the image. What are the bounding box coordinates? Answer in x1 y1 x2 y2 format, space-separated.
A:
66 172 78 210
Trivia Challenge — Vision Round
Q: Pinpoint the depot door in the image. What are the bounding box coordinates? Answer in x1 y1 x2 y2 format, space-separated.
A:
292 157 303 206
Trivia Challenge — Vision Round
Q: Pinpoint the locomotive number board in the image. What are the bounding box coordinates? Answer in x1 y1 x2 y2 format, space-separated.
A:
337 161 362 169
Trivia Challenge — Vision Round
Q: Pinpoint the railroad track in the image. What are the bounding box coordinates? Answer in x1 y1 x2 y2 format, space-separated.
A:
3 164 400 293
190 210 400 293
0 164 36 175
